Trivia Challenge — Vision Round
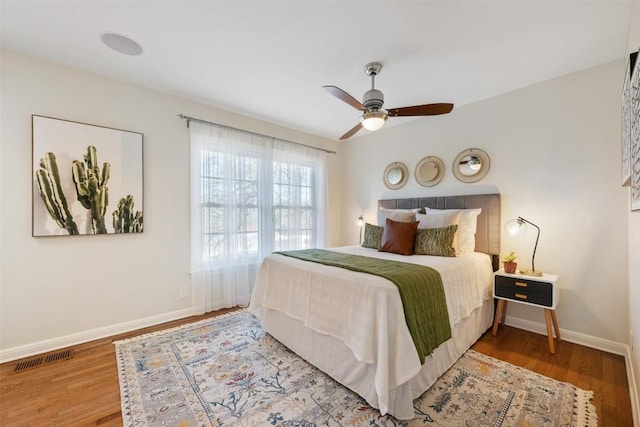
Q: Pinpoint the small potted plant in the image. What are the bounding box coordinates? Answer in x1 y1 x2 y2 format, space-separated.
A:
502 251 518 274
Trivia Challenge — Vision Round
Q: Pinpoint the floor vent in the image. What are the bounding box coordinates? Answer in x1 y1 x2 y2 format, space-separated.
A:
13 349 74 373
14 357 43 372
45 349 73 364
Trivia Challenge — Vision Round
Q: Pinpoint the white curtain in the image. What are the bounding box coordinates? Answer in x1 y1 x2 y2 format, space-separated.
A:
189 120 326 313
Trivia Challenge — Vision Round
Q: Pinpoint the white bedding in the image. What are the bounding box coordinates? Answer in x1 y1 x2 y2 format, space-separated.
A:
248 246 493 419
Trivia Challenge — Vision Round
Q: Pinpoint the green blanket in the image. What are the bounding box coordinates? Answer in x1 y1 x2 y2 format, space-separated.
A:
275 249 451 362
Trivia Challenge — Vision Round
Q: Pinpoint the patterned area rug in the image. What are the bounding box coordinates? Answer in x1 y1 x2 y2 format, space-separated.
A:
115 310 597 426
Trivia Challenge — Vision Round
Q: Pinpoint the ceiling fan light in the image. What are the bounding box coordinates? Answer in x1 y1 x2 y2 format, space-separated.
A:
360 111 388 131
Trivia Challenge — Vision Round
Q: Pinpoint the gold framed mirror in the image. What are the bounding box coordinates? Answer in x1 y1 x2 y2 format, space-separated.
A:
383 162 409 190
452 148 490 183
415 156 445 187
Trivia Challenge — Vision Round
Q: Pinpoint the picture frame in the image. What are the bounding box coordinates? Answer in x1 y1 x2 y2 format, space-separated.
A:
622 52 637 187
631 50 640 211
32 115 144 236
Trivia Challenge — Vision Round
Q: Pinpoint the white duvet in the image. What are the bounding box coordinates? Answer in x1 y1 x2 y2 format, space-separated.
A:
248 246 493 416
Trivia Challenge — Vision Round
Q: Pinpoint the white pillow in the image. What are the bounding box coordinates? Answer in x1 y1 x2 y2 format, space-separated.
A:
376 208 420 227
415 211 461 228
424 207 481 253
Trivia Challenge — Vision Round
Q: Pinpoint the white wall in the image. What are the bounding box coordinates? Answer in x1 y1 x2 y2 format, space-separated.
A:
0 50 343 360
342 60 629 346
627 1 640 423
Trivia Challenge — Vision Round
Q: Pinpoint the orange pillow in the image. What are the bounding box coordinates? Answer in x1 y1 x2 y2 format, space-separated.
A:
379 218 419 256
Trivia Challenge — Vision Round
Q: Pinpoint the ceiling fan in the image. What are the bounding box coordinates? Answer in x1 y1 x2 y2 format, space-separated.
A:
324 62 454 140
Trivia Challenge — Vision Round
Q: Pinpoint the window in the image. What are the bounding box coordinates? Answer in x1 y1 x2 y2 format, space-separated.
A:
189 120 326 311
272 160 317 251
200 150 322 265
201 151 260 263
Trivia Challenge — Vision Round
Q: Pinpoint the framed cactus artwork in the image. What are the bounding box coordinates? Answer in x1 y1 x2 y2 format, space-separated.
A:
32 115 143 236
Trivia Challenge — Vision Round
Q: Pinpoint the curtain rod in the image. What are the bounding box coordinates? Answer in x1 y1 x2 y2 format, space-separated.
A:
177 114 336 155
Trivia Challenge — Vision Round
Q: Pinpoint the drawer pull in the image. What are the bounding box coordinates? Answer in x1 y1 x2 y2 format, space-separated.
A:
515 281 528 288
515 293 528 300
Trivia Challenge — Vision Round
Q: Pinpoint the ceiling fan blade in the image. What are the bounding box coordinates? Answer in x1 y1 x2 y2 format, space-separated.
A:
323 85 366 111
340 123 363 140
387 103 454 117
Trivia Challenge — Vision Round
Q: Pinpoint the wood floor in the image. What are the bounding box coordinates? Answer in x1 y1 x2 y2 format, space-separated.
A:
473 325 633 426
1 308 633 426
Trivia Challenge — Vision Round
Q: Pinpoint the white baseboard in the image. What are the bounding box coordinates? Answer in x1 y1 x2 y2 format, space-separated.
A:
506 315 639 426
625 345 640 427
0 307 199 363
505 315 627 355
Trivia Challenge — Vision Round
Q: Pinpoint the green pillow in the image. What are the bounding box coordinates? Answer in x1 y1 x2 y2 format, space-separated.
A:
362 223 384 249
413 225 458 257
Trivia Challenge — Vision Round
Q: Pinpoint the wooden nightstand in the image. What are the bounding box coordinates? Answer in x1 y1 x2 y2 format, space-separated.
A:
491 270 561 353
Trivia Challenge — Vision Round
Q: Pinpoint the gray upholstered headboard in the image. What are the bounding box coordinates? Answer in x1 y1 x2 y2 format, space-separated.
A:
379 194 501 267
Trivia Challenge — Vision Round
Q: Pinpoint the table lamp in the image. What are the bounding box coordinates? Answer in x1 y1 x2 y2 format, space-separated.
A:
504 216 543 276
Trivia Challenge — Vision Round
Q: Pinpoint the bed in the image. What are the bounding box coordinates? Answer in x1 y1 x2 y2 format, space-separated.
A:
248 194 501 420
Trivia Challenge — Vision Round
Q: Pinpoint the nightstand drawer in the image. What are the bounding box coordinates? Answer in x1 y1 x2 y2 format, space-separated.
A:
494 275 552 307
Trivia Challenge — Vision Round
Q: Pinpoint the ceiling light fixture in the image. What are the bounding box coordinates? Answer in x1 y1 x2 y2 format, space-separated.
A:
101 33 143 56
360 111 388 131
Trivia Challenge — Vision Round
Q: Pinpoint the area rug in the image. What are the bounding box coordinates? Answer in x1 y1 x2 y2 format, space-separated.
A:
115 310 597 426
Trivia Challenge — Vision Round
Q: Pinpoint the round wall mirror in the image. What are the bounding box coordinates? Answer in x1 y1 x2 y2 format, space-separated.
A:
415 156 445 187
452 148 490 183
383 162 409 190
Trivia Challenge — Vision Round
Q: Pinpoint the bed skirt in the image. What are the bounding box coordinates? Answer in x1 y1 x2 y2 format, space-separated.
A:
258 298 494 420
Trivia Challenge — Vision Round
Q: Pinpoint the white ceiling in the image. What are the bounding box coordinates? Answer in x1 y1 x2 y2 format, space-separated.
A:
0 1 633 141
